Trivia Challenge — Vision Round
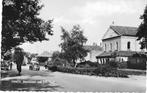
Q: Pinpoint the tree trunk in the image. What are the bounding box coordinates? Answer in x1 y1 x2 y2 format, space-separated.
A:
74 63 77 68
72 59 77 68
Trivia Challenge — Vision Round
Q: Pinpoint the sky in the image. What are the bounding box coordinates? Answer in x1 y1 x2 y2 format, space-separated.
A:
20 0 146 54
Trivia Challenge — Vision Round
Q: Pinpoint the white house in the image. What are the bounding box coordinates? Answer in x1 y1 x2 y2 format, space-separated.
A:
84 44 103 62
96 25 146 68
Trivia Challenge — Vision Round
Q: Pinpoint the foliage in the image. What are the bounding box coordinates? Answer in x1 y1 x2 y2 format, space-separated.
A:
51 51 60 61
118 69 146 75
107 61 118 68
60 25 88 67
48 66 96 75
93 64 128 77
127 61 146 70
76 61 98 68
50 51 69 67
48 65 128 78
37 57 48 63
48 66 58 72
3 50 12 60
137 5 147 49
53 58 66 66
117 62 128 69
2 0 53 56
12 47 24 65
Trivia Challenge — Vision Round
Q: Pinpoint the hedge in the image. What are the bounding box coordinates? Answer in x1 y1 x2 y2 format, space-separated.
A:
48 65 128 78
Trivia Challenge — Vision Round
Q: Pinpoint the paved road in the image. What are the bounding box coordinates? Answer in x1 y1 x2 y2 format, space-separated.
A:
0 64 146 92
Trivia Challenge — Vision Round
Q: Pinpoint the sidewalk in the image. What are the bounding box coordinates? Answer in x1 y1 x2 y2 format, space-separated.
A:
118 68 146 76
0 66 146 92
118 68 146 72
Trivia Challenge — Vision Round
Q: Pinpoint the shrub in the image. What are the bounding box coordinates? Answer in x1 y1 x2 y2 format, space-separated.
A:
127 61 146 70
93 65 128 78
53 58 64 66
55 67 96 75
107 61 118 68
48 65 57 71
76 61 98 68
48 65 128 78
118 62 127 69
118 69 146 75
93 64 115 75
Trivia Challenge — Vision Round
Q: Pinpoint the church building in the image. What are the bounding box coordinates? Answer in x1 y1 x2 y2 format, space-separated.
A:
96 25 146 69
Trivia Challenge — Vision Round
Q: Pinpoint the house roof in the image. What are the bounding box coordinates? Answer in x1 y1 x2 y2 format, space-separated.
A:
84 45 103 51
110 26 138 36
96 51 114 58
96 51 146 58
37 51 52 57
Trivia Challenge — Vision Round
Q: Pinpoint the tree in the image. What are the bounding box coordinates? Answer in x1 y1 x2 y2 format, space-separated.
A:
137 5 147 49
2 0 53 56
51 51 60 61
60 25 88 67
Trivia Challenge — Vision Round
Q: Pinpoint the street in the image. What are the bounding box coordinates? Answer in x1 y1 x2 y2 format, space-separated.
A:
0 64 146 92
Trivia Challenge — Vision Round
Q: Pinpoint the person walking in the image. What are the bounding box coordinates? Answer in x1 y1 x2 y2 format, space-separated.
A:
13 47 24 75
9 61 13 70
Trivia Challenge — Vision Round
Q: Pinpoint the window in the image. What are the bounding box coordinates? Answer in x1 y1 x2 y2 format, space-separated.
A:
110 43 112 51
116 42 118 50
105 44 107 51
127 42 131 50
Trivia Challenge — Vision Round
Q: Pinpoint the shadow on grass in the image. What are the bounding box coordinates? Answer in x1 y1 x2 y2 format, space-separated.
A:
0 79 63 91
1 71 20 78
1 69 53 78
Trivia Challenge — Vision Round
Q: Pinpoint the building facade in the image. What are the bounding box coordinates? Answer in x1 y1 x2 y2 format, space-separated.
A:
96 25 146 69
102 26 144 52
84 44 103 62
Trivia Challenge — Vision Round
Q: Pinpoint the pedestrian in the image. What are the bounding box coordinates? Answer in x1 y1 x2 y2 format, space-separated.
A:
12 47 24 75
9 61 13 70
44 61 48 69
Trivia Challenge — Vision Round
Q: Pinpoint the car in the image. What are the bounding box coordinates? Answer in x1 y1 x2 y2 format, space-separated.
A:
29 62 40 71
29 58 40 71
1 61 9 71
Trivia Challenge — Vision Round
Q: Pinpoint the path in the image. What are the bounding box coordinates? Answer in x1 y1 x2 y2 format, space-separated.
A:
0 64 146 92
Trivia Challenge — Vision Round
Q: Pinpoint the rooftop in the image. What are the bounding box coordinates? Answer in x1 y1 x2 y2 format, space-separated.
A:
37 51 52 57
96 51 146 58
110 26 138 36
84 45 103 51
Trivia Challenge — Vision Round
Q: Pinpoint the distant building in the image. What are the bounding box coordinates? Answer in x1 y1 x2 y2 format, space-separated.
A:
84 44 103 62
96 25 146 69
37 51 52 58
37 51 52 65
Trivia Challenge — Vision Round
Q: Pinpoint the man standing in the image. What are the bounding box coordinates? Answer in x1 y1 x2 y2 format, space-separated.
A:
9 61 13 70
13 47 24 75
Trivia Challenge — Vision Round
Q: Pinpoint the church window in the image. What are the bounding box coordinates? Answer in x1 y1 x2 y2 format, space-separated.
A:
116 42 118 50
127 41 131 50
110 43 112 51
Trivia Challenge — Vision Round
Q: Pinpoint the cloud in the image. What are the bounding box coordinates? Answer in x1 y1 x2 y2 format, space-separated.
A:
72 0 145 20
54 0 145 26
54 16 96 26
72 0 143 22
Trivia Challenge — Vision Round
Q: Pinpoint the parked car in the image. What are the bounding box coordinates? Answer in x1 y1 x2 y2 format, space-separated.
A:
1 61 9 71
29 62 40 71
29 58 40 71
31 58 38 63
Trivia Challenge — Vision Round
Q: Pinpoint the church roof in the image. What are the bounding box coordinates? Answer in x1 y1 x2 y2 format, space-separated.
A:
110 26 138 36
